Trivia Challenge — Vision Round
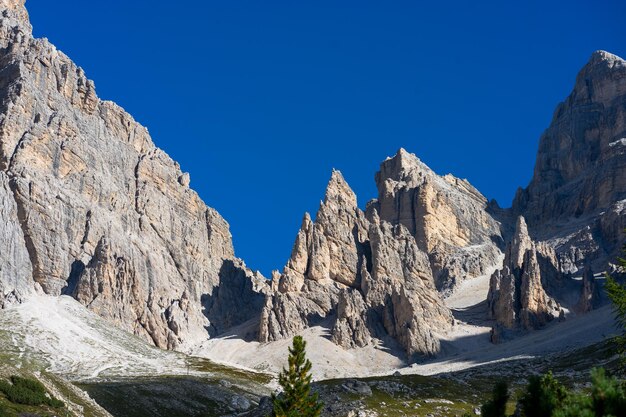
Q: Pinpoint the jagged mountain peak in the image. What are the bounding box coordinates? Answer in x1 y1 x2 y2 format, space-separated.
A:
567 50 626 107
586 50 625 68
0 0 29 26
323 169 357 210
509 216 532 269
377 147 434 187
373 147 503 291
0 2 267 350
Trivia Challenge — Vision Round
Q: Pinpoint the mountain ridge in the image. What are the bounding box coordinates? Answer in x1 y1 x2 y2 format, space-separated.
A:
0 0 624 372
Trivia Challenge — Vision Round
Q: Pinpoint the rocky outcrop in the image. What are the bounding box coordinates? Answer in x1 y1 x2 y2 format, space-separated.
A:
372 149 503 291
513 51 626 273
488 217 563 341
260 171 453 357
364 210 453 355
0 0 267 349
575 265 601 314
331 289 370 349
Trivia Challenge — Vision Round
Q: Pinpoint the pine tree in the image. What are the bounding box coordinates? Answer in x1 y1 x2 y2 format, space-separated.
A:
518 371 568 417
554 368 626 417
271 336 323 417
481 381 509 417
605 237 626 354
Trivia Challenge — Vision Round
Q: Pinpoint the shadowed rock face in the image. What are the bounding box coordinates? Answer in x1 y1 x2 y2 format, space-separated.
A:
0 0 267 349
259 171 453 357
488 51 626 340
576 265 601 314
373 149 504 292
513 51 626 273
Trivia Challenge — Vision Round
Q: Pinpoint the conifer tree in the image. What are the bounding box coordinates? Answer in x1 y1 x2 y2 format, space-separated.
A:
605 238 626 353
271 336 323 417
481 381 509 417
519 371 568 417
554 368 626 417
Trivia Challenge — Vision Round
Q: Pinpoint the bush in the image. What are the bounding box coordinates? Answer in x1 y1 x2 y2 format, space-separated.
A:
0 375 64 408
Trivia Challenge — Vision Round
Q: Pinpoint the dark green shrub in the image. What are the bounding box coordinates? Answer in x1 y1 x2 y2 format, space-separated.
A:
0 375 64 408
605 236 626 358
10 376 46 394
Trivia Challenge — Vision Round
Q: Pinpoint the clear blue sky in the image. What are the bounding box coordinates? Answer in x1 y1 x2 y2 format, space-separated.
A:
26 0 626 276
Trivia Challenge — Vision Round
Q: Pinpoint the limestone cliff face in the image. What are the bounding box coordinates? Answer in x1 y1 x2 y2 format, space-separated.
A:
513 51 626 273
373 149 503 291
0 171 32 308
487 217 563 342
259 171 453 357
488 51 626 338
0 0 267 349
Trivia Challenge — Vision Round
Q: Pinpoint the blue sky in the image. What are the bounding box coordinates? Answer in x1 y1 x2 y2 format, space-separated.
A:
26 0 626 276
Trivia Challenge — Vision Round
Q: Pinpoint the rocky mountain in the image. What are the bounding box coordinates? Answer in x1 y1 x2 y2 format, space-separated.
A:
512 50 626 274
259 149 512 357
0 0 268 350
487 51 626 338
260 170 453 357
0 0 625 365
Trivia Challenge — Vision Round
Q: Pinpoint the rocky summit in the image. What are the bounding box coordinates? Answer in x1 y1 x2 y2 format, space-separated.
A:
373 148 504 292
0 0 625 373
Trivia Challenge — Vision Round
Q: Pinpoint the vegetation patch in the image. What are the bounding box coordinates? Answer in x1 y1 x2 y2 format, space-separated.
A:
0 375 64 409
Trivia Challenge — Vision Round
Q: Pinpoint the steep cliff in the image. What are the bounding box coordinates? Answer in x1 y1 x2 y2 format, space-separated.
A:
0 0 268 349
487 51 626 337
513 51 626 273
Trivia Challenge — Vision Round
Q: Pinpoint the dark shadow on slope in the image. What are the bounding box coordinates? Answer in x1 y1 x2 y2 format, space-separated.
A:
451 300 492 327
425 303 617 369
78 376 264 417
202 260 266 342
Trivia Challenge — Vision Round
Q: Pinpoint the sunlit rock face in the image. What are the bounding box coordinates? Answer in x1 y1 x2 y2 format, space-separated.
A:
372 148 504 292
0 0 268 349
259 171 453 358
